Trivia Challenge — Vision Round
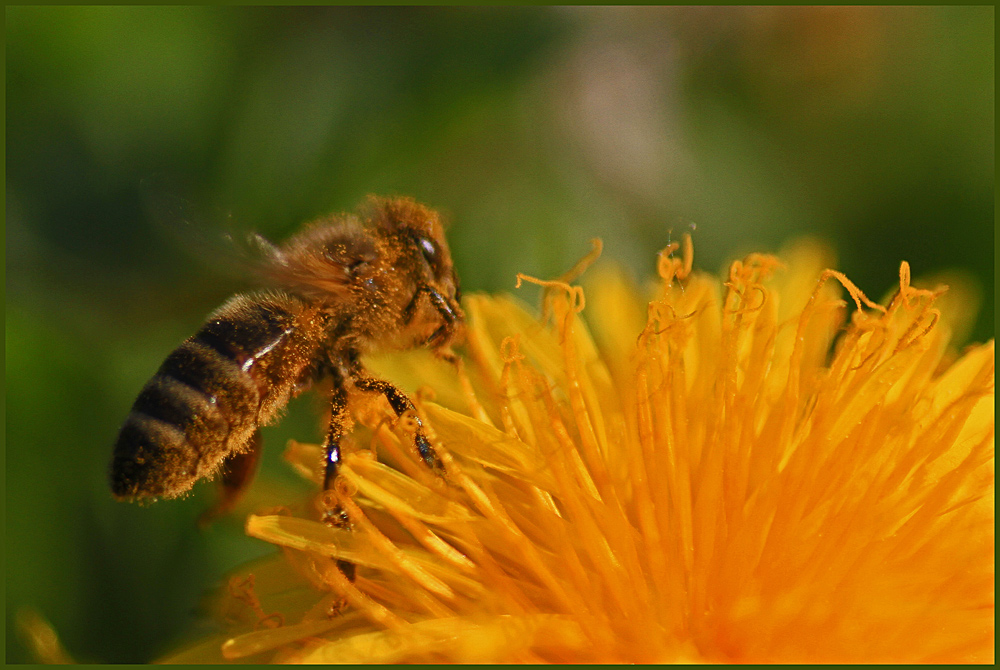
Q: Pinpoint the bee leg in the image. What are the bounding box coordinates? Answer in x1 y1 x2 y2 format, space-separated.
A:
400 285 429 325
353 376 443 472
322 383 349 493
423 286 460 350
321 381 356 581
198 431 263 527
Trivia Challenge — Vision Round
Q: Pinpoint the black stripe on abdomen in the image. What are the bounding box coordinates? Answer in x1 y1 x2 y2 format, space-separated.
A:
111 341 261 499
194 300 298 366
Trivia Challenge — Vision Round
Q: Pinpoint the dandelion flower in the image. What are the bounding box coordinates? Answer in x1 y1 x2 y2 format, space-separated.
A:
163 237 994 664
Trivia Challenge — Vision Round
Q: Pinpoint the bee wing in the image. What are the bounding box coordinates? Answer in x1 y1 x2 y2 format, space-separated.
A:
139 176 324 291
140 175 256 282
258 214 376 303
260 242 357 302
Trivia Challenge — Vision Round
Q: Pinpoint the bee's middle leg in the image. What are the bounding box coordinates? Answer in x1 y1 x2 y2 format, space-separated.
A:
353 376 443 471
321 380 356 580
322 382 350 494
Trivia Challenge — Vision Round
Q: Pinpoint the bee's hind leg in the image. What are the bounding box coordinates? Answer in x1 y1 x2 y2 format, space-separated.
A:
198 430 263 527
353 376 443 472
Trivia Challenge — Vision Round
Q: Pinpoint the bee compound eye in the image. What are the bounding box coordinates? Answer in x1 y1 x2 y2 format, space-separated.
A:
417 237 438 265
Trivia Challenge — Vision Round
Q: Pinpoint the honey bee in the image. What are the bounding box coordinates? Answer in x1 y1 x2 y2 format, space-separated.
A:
109 196 464 518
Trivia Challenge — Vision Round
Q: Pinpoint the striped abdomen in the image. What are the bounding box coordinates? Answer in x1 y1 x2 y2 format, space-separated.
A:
110 292 324 500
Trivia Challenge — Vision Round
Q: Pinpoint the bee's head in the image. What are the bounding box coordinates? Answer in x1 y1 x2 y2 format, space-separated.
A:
367 196 465 350
368 197 458 296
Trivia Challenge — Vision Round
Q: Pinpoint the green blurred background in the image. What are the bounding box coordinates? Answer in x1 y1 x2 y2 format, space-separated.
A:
6 6 993 662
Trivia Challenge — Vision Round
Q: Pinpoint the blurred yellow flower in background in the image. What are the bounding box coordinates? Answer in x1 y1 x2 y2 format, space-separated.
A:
163 238 994 664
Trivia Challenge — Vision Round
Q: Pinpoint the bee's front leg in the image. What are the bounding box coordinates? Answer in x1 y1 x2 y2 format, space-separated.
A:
400 285 429 325
353 376 443 472
401 284 463 352
423 286 463 354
